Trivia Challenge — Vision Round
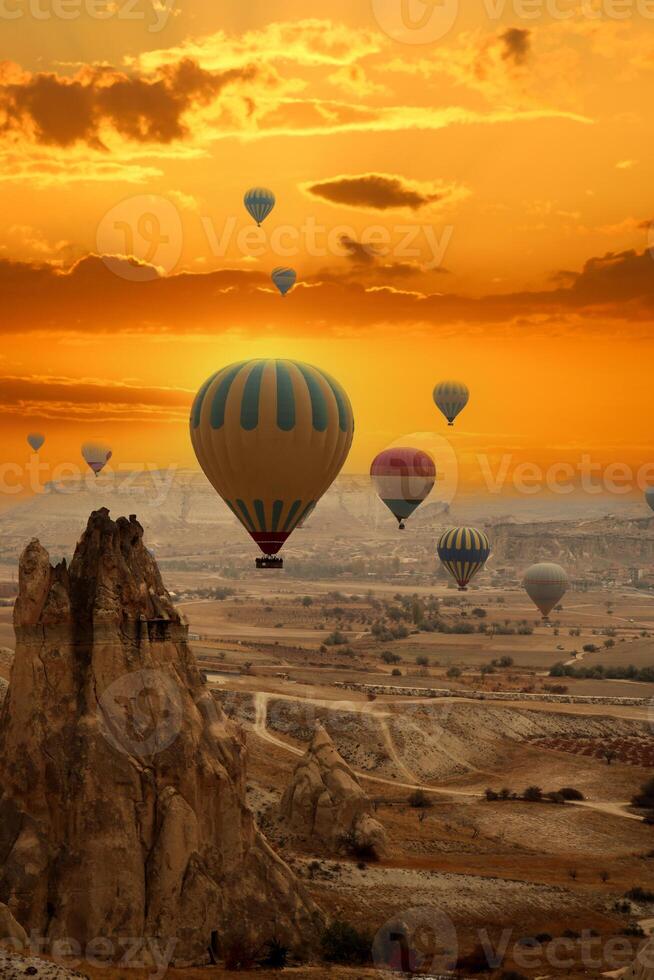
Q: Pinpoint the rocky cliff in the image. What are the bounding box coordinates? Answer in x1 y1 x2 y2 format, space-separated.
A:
0 509 321 967
281 723 387 857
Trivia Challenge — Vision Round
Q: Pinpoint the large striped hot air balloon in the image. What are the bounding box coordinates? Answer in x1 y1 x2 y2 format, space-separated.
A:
190 359 354 568
437 526 490 590
523 563 568 620
244 187 275 226
271 267 296 296
645 488 654 514
371 447 435 529
82 441 112 476
27 433 45 452
433 381 469 426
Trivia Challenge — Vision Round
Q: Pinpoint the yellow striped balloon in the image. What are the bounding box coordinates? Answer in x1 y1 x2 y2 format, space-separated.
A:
190 359 354 565
437 526 490 590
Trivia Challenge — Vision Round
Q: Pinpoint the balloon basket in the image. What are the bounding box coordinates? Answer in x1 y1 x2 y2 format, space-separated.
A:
256 556 284 569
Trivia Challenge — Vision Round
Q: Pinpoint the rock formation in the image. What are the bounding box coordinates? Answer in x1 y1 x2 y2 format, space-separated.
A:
0 509 321 967
281 723 387 856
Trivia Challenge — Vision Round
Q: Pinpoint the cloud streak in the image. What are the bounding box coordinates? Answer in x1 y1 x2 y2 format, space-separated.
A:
0 248 652 339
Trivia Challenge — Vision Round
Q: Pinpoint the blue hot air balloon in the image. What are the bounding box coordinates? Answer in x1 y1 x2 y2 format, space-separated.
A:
27 433 45 452
244 188 275 226
271 267 297 296
437 526 490 590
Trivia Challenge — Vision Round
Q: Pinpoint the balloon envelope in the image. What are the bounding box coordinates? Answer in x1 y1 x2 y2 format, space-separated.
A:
433 381 469 426
82 441 112 475
244 187 275 226
523 562 569 619
27 433 45 452
190 359 354 557
437 526 490 589
271 267 296 296
371 447 435 528
646 488 654 514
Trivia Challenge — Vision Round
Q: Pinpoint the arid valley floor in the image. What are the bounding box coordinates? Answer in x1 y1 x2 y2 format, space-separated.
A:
0 478 652 978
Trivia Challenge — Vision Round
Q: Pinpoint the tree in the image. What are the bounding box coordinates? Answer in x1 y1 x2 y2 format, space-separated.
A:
632 777 654 809
301 596 313 607
320 922 371 966
446 666 461 678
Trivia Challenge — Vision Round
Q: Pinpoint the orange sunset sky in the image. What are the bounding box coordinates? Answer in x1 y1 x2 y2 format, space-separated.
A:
1 0 653 494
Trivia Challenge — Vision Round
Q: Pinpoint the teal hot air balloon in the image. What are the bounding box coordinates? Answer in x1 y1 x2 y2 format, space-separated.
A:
27 433 45 452
646 488 654 514
433 381 469 426
437 526 490 590
244 187 275 226
523 562 568 620
272 267 296 296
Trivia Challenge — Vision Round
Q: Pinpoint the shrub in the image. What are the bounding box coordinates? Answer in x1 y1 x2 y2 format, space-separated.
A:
391 668 402 677
446 666 462 678
625 886 654 902
259 938 290 969
632 777 654 809
523 786 543 802
325 630 347 646
455 944 493 973
408 789 432 809
558 787 585 801
320 921 371 966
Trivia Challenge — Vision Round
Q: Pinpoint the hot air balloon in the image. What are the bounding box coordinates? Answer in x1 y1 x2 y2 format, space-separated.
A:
437 526 490 590
646 488 654 514
433 381 469 426
523 563 569 620
27 433 45 452
190 359 354 568
82 441 112 476
296 502 316 528
271 267 296 296
371 447 435 529
244 187 275 226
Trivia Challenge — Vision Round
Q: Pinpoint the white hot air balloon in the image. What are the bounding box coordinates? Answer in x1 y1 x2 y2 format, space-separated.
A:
523 562 569 620
82 441 112 477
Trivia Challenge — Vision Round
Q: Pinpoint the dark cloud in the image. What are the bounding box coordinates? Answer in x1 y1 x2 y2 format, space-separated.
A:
499 28 531 66
0 375 192 422
0 248 652 339
339 235 381 264
304 173 446 211
0 59 262 148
